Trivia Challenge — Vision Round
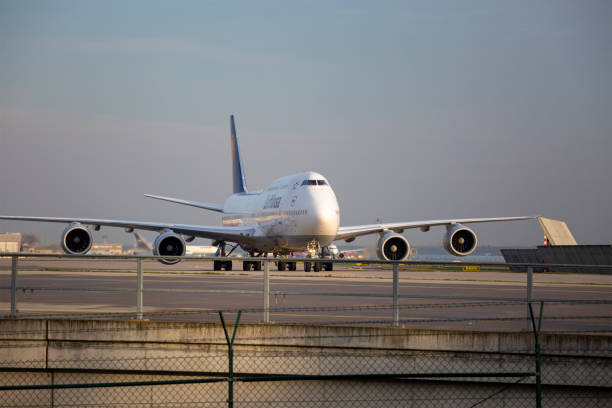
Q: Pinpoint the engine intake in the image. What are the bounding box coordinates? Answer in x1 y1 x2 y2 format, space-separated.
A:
153 231 186 265
443 224 478 256
376 231 410 261
61 223 93 255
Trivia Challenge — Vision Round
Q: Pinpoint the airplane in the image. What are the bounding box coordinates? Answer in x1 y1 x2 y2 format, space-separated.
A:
0 115 537 272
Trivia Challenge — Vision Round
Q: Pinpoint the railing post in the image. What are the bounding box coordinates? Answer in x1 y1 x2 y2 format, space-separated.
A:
392 262 399 327
263 259 270 323
526 266 533 331
219 311 241 408
136 258 143 320
528 302 544 408
10 256 18 317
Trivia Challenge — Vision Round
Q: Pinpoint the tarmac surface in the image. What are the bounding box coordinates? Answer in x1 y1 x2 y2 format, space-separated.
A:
1 257 611 332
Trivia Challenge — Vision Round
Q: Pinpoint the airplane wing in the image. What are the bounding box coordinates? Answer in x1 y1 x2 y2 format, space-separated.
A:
335 216 538 242
0 215 256 246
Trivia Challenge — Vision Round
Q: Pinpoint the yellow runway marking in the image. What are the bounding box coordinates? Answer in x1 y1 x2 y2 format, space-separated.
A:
272 313 384 319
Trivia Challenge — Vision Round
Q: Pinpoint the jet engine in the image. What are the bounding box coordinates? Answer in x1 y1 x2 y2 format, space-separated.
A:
61 223 93 255
153 230 186 265
443 224 478 256
376 231 410 261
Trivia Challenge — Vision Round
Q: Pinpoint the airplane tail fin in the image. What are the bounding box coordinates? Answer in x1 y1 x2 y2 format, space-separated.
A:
230 115 248 194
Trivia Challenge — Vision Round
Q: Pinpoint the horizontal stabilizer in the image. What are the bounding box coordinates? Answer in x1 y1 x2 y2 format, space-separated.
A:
144 194 224 213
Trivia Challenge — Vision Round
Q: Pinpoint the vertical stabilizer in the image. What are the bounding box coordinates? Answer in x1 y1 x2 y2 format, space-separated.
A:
230 115 248 194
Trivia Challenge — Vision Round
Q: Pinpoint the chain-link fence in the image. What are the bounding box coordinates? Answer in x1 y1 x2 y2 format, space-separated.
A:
1 255 610 406
0 307 610 407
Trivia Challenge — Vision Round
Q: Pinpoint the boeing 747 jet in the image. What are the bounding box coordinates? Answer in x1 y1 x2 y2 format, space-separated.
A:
0 115 536 271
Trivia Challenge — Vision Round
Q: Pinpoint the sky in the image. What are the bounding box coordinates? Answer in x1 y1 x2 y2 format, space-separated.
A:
0 0 610 249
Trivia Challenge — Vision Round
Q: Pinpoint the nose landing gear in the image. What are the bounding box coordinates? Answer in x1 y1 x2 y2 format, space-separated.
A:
303 246 333 272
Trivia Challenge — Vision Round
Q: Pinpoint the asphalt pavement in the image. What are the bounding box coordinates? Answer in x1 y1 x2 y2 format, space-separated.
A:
1 257 610 332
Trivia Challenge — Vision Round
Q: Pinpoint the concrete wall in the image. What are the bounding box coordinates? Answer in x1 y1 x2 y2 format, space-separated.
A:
0 319 610 407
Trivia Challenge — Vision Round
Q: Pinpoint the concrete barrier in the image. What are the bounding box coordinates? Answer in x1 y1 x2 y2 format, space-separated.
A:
0 319 610 407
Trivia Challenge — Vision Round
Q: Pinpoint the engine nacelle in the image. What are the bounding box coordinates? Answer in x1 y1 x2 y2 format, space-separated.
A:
61 223 93 255
443 224 478 256
376 231 410 261
153 230 186 265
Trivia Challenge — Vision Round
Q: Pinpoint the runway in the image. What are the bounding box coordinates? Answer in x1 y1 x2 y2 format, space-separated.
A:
1 257 611 332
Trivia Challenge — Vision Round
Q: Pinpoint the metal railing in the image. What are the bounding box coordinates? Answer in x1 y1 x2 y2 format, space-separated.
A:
1 253 611 328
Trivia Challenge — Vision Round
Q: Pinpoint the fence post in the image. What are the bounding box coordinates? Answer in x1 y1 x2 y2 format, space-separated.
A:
136 258 143 320
219 311 242 408
528 302 544 408
10 256 18 317
263 260 270 323
526 266 533 331
392 262 399 327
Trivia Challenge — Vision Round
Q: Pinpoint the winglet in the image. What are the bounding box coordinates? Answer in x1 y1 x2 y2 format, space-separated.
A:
230 115 248 194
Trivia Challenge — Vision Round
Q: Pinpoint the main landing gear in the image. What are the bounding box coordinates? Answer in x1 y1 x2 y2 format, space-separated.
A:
277 261 297 271
243 260 262 271
214 260 233 271
213 241 233 271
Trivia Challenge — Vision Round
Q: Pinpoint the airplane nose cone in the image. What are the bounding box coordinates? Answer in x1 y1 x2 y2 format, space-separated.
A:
300 181 340 247
308 195 339 246
314 206 339 236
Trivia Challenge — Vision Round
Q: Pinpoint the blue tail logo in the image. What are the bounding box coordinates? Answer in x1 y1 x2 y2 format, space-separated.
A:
230 115 248 194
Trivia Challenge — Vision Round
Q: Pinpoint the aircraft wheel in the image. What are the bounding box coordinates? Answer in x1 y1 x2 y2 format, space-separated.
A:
325 262 333 271
289 262 297 271
277 261 286 271
254 261 262 271
242 261 251 271
313 262 321 272
304 262 311 272
214 260 222 271
224 261 232 271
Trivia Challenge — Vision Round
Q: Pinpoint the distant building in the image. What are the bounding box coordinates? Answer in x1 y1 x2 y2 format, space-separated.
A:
501 218 611 273
186 245 218 257
89 243 123 255
36 248 63 254
537 217 577 245
0 233 21 253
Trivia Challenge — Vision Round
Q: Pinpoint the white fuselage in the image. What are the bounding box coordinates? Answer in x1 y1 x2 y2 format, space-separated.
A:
222 171 340 253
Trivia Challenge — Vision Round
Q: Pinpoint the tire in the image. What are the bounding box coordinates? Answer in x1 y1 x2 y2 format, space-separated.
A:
243 261 251 271
325 262 333 271
278 262 286 271
289 262 297 271
224 261 232 271
214 260 222 271
313 262 321 272
304 262 311 272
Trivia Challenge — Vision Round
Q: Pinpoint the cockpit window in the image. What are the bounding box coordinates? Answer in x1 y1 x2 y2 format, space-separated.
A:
301 179 327 186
